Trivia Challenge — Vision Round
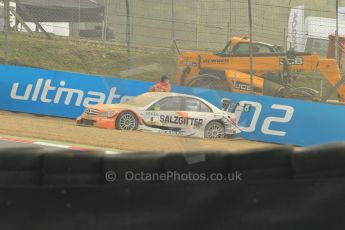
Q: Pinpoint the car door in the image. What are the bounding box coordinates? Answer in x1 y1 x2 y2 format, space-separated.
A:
179 97 213 131
143 96 184 128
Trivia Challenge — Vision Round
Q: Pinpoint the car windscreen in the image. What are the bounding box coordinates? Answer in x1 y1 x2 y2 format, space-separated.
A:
122 94 159 107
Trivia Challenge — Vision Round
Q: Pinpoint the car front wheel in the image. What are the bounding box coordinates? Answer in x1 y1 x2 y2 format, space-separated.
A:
115 111 139 131
204 121 225 139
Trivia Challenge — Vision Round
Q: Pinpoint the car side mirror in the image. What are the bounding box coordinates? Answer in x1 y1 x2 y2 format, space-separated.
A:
229 103 251 113
222 98 251 113
221 99 231 111
243 104 251 113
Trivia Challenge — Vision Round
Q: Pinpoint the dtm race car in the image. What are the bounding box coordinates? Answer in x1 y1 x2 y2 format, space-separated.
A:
76 92 247 138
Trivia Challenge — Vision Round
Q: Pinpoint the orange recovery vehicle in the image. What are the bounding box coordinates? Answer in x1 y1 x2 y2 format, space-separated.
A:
177 35 345 102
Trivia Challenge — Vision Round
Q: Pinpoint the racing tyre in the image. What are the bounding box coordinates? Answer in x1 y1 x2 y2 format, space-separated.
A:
280 87 319 101
115 111 139 131
187 74 232 91
204 121 225 139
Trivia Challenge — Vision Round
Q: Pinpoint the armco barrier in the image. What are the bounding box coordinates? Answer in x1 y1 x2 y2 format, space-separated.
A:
1 64 345 146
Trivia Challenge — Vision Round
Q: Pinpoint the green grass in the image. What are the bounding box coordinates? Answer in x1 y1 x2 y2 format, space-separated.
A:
0 32 177 83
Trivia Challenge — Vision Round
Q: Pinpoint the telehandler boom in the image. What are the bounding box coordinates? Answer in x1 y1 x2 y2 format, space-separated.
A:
177 35 345 101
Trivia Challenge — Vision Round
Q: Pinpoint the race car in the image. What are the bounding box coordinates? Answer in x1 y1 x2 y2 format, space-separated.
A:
76 92 246 138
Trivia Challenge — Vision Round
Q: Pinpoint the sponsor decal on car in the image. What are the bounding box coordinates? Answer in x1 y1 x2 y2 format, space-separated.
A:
145 111 159 117
160 115 203 127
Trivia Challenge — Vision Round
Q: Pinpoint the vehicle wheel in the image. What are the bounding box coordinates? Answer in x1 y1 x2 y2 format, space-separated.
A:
187 74 232 91
279 87 319 101
115 111 138 130
204 121 225 139
285 91 314 101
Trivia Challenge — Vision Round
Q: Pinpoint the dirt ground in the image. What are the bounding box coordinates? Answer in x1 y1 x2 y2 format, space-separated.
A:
0 111 279 152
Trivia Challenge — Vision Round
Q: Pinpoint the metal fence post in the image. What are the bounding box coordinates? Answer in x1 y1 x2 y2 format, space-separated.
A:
286 0 292 52
336 0 340 67
3 0 10 65
126 0 131 79
78 0 81 38
196 0 201 49
171 0 175 53
195 23 198 49
171 0 175 39
103 0 110 41
320 79 324 97
228 0 232 40
283 27 286 50
248 0 254 94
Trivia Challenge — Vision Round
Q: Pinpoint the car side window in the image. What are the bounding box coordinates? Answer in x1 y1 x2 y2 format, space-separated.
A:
255 44 274 53
219 42 233 56
200 101 212 112
233 43 274 55
148 96 183 111
232 43 249 55
183 97 212 112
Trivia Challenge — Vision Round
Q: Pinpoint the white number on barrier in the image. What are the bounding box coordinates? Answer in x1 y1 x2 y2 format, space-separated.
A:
235 101 262 132
261 104 294 136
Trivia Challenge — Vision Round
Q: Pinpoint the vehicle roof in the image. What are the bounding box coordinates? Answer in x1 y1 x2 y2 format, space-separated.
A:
137 92 219 111
140 92 202 100
231 36 275 47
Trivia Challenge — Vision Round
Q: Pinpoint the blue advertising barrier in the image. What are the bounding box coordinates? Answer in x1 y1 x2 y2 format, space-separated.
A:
0 64 345 147
0 65 152 118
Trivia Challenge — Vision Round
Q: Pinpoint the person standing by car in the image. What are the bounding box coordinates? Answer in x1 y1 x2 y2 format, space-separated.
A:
149 75 171 92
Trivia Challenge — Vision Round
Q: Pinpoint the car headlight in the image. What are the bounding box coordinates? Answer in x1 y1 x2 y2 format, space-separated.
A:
106 110 113 118
100 110 113 118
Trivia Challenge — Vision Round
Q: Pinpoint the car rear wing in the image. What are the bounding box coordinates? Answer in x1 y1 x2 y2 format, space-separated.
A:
221 98 251 113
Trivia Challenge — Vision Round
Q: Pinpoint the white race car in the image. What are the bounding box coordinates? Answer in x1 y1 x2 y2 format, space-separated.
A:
77 92 248 138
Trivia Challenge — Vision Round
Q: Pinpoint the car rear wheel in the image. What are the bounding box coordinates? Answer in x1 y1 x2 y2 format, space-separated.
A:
115 112 139 131
204 121 225 139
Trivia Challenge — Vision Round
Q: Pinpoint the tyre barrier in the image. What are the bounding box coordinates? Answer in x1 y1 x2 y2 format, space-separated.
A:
0 144 345 229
